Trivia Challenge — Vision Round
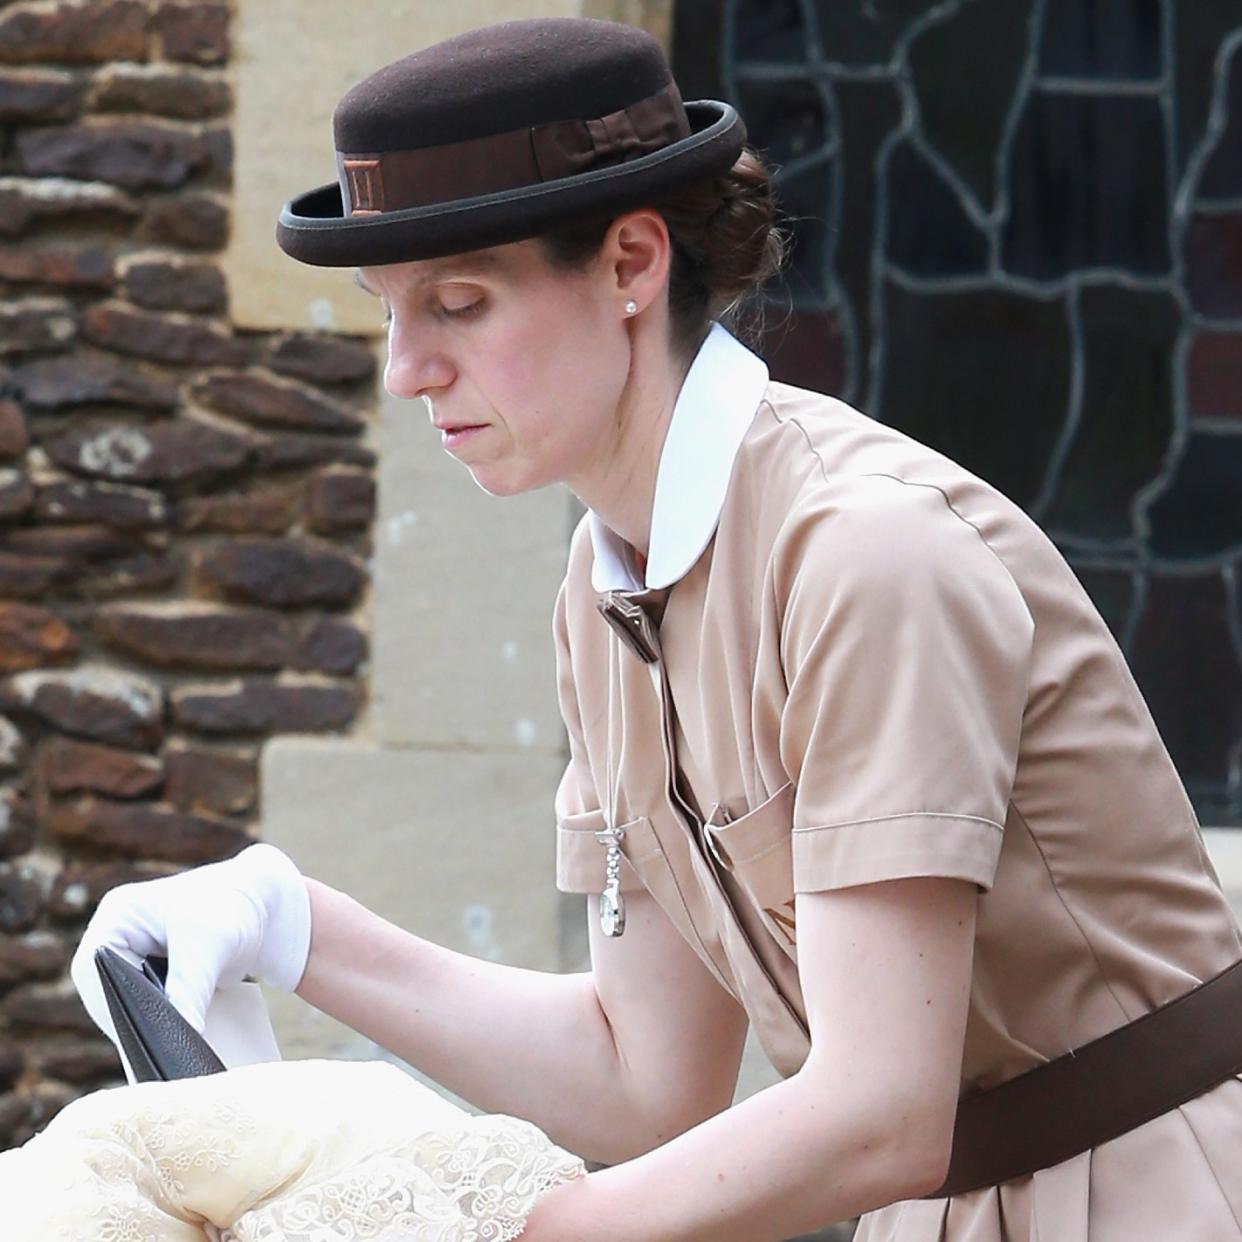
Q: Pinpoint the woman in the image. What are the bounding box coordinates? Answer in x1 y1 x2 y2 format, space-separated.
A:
71 16 1242 1242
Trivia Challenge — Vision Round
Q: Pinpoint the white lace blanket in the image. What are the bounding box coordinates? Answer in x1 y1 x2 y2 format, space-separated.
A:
0 1059 585 1240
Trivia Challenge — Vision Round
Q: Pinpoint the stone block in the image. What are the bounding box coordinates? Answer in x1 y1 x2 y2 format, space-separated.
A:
0 1092 32 1146
0 241 114 288
192 371 361 433
16 121 213 192
0 787 34 860
48 859 174 921
45 419 249 485
25 1078 77 1136
0 930 72 984
119 256 226 314
171 676 356 735
0 981 96 1033
164 742 256 816
260 739 564 1060
197 537 365 609
0 601 77 670
0 68 84 122
268 334 377 384
293 617 367 676
142 191 228 250
371 396 565 752
273 335 380 382
0 299 76 356
71 547 178 600
32 1036 120 1083
0 551 64 596
175 485 298 534
250 432 375 472
13 348 177 410
0 716 28 772
94 601 291 670
306 466 374 532
0 1043 23 1092
0 400 28 458
0 469 34 519
92 64 231 121
2 664 163 750
82 302 248 366
37 736 162 798
0 1 148 66
154 2 229 66
35 479 170 528
0 527 178 602
46 797 251 863
0 523 143 562
0 174 139 237
0 862 42 933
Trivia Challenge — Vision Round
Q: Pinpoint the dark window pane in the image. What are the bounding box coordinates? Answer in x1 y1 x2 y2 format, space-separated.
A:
672 0 727 100
759 309 847 395
908 0 1033 208
1200 45 1242 198
1174 2 1242 182
879 282 1071 509
1042 286 1178 540
812 0 945 68
1188 332 1242 420
732 0 810 64
1185 212 1242 318
1128 571 1242 817
1147 432 1242 559
1002 93 1170 278
1040 0 1162 79
885 141 989 277
735 78 827 167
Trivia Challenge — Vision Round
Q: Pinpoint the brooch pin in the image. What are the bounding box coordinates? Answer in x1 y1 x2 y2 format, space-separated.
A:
595 824 626 937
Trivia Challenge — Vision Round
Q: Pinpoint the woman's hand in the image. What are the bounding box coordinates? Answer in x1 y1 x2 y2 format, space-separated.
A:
70 843 311 1043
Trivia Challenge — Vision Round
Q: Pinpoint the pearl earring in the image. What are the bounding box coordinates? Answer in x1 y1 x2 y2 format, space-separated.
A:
624 299 638 315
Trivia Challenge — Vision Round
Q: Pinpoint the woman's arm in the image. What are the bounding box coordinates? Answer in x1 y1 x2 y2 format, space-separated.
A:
522 875 976 1241
295 876 748 1164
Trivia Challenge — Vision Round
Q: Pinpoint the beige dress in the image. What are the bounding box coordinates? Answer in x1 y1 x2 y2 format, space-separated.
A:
554 324 1242 1240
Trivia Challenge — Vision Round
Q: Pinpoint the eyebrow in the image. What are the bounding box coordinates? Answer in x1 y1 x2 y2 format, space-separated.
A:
353 253 500 296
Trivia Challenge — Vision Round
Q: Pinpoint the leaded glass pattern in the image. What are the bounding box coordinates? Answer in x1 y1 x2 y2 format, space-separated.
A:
673 0 1242 825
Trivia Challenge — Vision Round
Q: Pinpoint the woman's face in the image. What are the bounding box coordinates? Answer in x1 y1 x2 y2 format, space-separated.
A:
358 239 633 497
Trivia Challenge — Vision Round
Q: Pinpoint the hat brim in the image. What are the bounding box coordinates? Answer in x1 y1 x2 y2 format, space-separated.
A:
276 100 745 268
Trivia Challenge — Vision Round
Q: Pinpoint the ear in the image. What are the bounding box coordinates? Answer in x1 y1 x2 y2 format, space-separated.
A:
601 209 672 317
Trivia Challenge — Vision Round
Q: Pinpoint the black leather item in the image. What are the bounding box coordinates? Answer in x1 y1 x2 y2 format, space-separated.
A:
94 946 226 1082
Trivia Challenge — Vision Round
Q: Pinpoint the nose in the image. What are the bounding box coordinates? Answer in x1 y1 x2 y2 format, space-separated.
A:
383 319 456 400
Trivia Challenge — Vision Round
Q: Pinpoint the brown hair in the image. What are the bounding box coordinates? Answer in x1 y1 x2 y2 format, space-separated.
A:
538 147 785 359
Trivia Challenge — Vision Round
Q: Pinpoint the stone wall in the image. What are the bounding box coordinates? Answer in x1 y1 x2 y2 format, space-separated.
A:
0 0 378 1144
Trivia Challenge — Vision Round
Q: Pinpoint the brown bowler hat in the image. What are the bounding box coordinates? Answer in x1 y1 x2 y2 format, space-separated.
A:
275 17 745 268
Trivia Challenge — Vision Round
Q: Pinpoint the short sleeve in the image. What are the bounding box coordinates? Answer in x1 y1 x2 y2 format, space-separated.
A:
776 476 1034 895
551 577 644 896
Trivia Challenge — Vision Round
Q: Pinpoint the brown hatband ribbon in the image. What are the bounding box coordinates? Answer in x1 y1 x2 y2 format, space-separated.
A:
336 81 692 217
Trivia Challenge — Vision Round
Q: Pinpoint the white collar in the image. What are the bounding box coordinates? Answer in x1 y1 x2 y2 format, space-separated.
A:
589 322 770 593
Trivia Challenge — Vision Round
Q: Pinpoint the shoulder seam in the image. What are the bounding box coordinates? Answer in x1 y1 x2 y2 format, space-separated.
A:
768 403 1030 613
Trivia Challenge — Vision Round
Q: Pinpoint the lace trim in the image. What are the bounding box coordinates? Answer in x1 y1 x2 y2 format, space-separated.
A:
0 1062 586 1242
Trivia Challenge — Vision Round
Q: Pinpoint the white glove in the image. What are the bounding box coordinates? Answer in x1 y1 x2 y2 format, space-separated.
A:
70 843 312 1043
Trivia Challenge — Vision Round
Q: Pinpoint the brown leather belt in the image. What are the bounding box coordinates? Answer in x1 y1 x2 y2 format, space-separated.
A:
928 956 1242 1198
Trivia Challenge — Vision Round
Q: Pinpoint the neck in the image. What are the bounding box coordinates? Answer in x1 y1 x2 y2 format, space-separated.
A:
569 318 698 563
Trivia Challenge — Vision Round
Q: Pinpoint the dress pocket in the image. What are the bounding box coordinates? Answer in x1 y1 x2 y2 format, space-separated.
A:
705 782 797 949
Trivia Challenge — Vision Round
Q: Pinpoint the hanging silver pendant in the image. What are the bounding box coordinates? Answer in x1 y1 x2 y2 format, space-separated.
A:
595 825 627 937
